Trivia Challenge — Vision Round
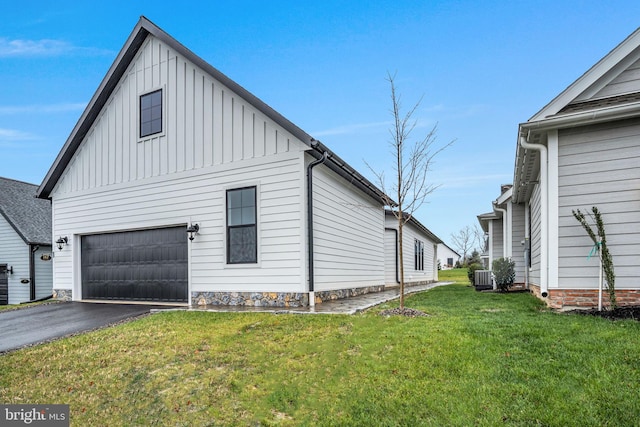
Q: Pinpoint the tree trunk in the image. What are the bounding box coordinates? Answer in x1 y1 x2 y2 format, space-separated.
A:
398 211 405 308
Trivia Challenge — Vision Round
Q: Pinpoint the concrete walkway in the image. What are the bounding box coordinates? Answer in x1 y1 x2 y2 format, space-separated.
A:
170 281 453 315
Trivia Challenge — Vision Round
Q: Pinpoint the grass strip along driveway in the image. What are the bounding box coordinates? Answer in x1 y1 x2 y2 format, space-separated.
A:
1 270 639 426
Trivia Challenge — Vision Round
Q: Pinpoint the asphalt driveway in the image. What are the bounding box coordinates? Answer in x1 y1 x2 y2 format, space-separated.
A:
0 302 167 353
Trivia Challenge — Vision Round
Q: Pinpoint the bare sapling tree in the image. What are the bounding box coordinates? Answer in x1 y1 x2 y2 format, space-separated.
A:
368 72 453 309
451 226 474 265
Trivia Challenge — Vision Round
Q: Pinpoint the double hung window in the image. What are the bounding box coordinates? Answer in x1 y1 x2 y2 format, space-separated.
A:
226 187 257 264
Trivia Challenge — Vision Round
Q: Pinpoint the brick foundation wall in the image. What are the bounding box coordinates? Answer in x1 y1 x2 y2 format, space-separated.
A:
529 284 640 310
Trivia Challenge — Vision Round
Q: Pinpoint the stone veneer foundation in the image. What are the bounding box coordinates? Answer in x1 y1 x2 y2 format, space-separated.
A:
529 284 640 310
54 283 433 307
192 291 309 307
53 289 72 301
193 284 400 307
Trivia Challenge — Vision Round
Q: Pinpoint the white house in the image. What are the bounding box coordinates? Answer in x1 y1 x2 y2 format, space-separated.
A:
480 26 640 309
0 177 53 304
36 17 442 307
384 211 442 286
437 243 460 270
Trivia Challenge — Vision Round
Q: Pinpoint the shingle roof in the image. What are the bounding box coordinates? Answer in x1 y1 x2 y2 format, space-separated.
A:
0 177 51 245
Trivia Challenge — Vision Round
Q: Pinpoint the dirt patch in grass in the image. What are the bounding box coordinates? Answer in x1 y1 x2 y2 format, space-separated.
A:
379 307 429 317
570 305 640 321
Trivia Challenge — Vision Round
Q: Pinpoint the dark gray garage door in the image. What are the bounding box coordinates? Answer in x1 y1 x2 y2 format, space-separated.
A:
81 227 188 302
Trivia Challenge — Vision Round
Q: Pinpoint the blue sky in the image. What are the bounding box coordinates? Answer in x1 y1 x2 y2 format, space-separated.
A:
2 1 639 248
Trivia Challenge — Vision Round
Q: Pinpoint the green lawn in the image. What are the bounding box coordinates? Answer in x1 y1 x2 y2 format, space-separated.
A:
1 274 639 426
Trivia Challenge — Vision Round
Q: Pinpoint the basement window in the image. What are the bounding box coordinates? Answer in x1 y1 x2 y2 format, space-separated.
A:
140 89 162 138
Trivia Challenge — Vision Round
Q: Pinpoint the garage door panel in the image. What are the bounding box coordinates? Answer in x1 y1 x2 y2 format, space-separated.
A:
81 227 188 302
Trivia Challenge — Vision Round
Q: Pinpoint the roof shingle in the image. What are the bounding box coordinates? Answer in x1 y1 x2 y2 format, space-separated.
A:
0 177 51 245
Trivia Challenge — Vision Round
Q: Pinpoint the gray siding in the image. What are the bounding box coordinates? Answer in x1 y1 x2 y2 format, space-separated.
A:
593 57 640 99
511 203 526 283
529 182 542 286
0 215 30 304
312 162 385 290
491 218 504 260
34 246 53 299
558 118 640 289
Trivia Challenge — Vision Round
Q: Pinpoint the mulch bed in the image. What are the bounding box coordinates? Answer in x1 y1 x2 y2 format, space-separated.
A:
570 306 640 321
379 307 430 317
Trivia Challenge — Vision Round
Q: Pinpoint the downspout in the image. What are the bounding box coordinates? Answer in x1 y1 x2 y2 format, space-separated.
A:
29 244 39 301
385 228 400 284
519 136 548 298
307 150 329 307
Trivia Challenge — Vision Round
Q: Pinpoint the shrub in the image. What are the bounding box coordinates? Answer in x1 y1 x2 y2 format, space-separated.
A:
467 263 484 286
492 257 516 292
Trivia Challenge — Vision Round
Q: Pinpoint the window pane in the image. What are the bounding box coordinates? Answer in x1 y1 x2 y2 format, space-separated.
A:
228 207 242 226
227 190 242 209
228 226 256 263
140 90 162 137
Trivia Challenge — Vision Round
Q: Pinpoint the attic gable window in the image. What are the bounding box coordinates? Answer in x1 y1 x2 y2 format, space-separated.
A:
140 89 162 138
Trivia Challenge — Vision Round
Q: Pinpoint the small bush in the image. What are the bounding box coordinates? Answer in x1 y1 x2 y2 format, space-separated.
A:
467 263 484 286
492 257 515 292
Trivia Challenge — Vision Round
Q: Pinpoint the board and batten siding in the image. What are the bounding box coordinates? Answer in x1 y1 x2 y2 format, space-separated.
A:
557 118 640 289
52 153 307 297
311 161 385 290
54 34 298 196
0 215 30 304
384 215 438 284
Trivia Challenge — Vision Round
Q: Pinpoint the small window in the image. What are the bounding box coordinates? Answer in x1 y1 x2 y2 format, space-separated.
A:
414 239 424 271
226 187 257 264
447 257 454 267
140 89 162 138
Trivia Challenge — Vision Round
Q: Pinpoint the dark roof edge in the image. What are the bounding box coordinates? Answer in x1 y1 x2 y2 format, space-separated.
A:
385 210 443 244
309 140 393 206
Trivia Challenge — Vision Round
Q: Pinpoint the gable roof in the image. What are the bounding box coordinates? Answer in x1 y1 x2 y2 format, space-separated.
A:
0 177 51 245
530 27 640 121
514 27 640 203
36 16 389 205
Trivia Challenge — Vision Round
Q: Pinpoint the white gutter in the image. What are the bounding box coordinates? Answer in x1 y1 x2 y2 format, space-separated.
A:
519 136 548 298
522 100 640 133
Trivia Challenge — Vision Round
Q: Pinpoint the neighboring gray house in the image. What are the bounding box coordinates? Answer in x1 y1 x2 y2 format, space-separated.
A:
477 184 526 285
0 177 53 304
36 17 442 307
480 26 640 309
